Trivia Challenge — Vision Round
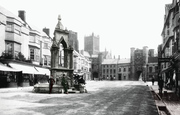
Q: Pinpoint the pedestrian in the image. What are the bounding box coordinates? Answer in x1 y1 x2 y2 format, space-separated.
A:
158 77 164 95
48 76 55 94
61 74 69 94
152 76 155 85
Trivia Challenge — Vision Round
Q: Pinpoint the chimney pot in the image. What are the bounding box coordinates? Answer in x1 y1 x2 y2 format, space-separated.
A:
18 10 26 22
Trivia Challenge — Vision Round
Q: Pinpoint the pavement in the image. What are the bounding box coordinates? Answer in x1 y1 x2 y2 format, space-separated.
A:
146 81 180 115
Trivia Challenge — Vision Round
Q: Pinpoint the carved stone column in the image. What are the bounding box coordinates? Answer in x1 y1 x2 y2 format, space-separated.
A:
69 47 74 69
64 48 68 68
50 44 59 80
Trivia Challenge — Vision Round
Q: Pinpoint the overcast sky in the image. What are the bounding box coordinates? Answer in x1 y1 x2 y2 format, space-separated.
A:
1 0 172 58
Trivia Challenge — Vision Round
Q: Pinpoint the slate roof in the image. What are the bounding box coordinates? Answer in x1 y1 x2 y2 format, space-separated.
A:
0 5 49 38
117 58 130 64
0 5 24 24
83 51 90 57
102 59 118 64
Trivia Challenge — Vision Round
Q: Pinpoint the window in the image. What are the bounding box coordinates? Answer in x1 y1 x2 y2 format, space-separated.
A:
5 42 13 54
114 69 116 73
6 23 13 31
29 47 40 62
155 66 158 72
44 56 47 65
30 48 35 60
149 67 153 73
119 68 121 72
14 43 21 57
107 69 109 73
103 69 105 73
110 69 112 74
124 68 126 72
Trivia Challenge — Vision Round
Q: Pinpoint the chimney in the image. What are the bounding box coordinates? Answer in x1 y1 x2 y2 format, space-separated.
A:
43 28 50 36
18 10 26 22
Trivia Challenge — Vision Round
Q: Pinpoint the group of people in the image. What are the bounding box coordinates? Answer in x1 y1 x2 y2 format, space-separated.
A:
48 73 86 94
48 74 69 94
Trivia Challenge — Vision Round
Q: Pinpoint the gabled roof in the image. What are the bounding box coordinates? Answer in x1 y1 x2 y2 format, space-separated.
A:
117 58 130 64
83 51 90 57
0 5 24 24
102 59 118 64
0 5 50 38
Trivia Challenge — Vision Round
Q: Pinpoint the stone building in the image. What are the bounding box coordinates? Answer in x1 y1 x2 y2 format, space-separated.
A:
146 57 158 81
0 6 51 87
84 33 100 56
101 59 118 80
73 50 91 80
68 30 79 52
159 0 180 96
101 58 131 80
130 46 149 80
117 59 131 80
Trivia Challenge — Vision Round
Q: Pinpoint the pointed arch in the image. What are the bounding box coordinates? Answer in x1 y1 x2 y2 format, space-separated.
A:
58 36 67 49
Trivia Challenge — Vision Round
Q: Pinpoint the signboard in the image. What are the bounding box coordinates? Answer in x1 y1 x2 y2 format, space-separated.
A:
158 58 172 62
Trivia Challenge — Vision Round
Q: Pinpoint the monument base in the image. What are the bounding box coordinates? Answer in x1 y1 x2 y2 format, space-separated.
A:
33 83 85 94
33 83 63 93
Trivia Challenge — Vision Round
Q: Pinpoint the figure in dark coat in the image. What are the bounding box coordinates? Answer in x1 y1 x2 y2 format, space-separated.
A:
48 76 55 94
158 77 164 94
152 76 155 85
61 74 69 94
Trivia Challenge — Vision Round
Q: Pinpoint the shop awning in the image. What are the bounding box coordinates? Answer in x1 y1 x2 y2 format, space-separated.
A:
34 67 50 76
0 63 21 72
9 63 38 74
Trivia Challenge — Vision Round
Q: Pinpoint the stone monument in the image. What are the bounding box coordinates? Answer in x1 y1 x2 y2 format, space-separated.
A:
34 15 74 93
51 15 74 87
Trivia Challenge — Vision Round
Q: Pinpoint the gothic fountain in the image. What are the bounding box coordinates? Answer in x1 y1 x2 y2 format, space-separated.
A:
34 15 78 93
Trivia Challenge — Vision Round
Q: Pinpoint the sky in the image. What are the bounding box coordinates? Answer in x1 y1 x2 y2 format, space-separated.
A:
0 0 172 58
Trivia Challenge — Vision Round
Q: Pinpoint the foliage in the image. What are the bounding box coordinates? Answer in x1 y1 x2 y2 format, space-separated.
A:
0 52 13 59
0 51 32 63
15 52 26 61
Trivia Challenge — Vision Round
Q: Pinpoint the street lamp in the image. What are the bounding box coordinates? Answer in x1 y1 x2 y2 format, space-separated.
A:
143 65 146 82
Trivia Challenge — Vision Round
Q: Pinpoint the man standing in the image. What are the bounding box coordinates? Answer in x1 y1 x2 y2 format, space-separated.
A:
158 77 164 96
48 76 55 94
61 74 69 94
152 76 155 85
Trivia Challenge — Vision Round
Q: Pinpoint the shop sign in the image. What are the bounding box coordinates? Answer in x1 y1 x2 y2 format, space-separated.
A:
158 58 172 62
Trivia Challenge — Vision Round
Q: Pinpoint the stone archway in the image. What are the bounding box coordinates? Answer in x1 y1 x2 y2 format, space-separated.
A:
93 72 98 80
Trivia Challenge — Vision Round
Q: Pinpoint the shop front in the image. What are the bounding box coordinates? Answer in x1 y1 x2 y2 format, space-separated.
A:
0 63 22 88
0 60 50 88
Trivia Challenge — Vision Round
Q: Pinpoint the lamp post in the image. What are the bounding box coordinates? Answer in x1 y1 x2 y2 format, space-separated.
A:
143 65 146 82
146 64 149 81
